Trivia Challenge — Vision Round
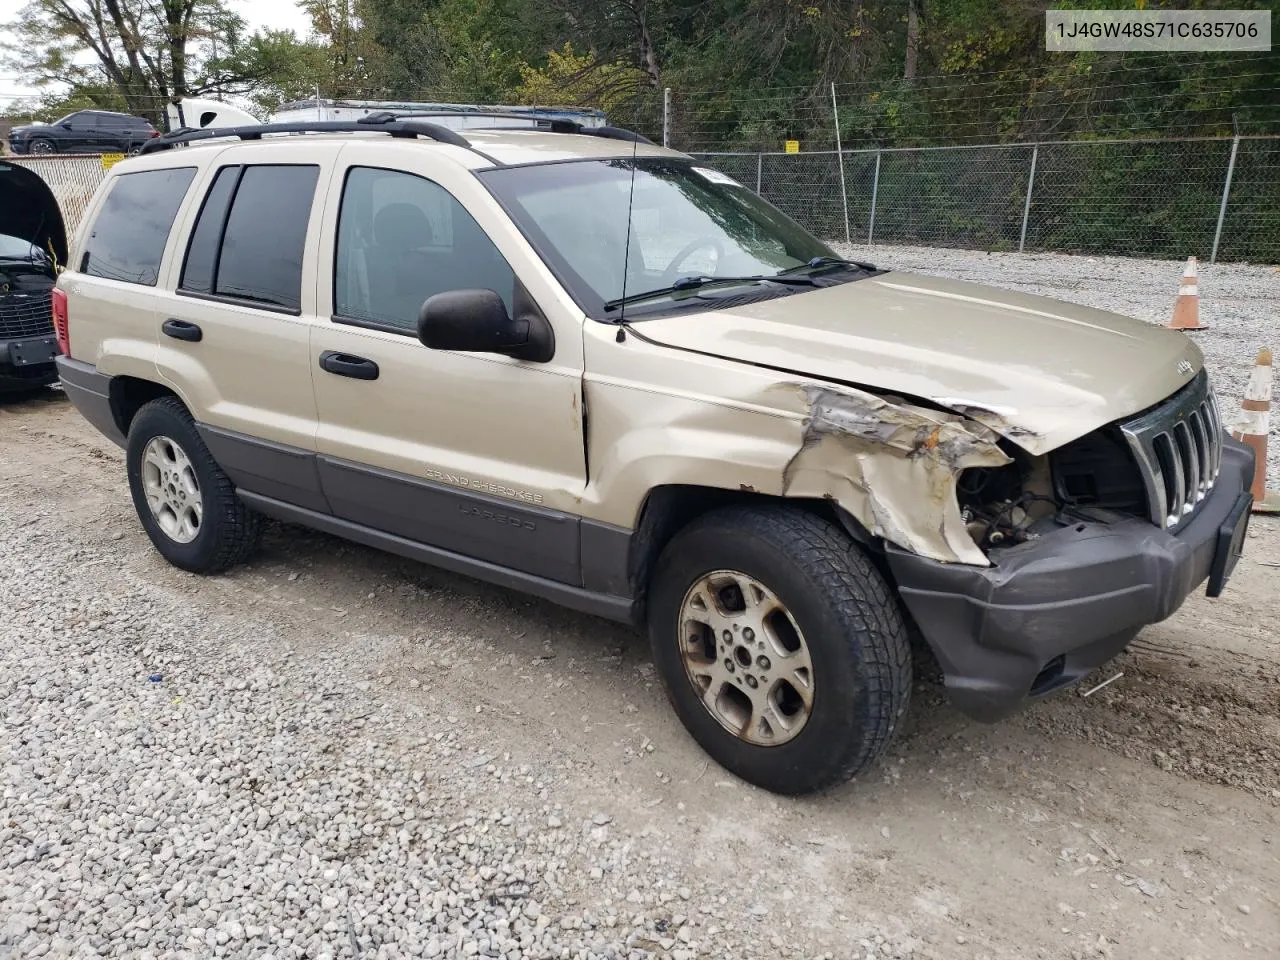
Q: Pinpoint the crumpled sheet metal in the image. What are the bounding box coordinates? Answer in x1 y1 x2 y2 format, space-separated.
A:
781 384 1012 565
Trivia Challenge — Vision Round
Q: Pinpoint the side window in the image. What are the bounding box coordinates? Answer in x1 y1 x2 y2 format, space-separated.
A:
81 167 196 286
180 166 239 294
334 166 514 332
179 164 319 312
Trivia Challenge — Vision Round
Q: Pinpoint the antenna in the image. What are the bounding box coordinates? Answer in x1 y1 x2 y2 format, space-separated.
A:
614 131 642 343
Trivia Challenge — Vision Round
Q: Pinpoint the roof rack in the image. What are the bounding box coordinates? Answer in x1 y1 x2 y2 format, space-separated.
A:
361 110 655 145
139 117 475 154
139 111 656 159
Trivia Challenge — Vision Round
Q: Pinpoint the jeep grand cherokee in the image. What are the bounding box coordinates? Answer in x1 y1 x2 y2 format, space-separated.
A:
52 117 1253 794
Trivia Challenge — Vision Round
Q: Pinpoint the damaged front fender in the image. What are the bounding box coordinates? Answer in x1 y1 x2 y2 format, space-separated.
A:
781 385 1012 565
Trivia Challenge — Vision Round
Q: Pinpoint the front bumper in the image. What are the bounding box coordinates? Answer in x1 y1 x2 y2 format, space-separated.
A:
887 437 1254 721
1 333 58 366
0 333 59 385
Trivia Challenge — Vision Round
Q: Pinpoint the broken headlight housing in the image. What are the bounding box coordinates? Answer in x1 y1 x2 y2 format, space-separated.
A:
957 446 1059 551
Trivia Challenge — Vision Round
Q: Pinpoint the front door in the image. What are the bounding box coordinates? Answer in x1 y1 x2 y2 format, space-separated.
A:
63 113 98 152
308 144 588 584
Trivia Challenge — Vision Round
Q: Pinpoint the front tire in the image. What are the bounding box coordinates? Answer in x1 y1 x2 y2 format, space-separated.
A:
27 138 55 155
648 505 911 795
126 397 261 573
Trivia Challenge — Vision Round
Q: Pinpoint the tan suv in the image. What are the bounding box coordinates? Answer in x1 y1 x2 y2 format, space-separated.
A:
55 116 1254 794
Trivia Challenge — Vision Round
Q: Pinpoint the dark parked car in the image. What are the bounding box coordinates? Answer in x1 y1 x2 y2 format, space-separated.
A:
0 161 66 393
7 110 158 155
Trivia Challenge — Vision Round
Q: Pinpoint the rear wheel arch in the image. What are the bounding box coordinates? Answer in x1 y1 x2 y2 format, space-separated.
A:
125 395 262 573
109 376 182 438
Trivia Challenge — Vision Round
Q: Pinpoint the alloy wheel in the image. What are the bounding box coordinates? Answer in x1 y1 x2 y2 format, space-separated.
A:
678 570 815 746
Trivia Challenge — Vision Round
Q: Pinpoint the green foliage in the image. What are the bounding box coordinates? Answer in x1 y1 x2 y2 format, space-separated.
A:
0 0 331 124
3 0 1274 256
3 85 129 124
511 43 648 112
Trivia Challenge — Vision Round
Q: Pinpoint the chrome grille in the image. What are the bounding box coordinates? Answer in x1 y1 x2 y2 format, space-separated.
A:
0 292 54 339
1119 370 1223 530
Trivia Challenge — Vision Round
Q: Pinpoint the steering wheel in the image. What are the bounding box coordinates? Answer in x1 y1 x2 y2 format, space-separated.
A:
661 238 725 285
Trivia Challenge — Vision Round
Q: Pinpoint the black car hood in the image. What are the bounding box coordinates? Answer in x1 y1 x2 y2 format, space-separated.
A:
0 160 68 266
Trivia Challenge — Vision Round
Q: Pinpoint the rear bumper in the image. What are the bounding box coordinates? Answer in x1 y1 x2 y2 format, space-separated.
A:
887 438 1254 721
56 356 126 446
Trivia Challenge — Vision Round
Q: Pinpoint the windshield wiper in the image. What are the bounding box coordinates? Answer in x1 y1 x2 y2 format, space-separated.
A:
777 255 878 276
603 273 818 311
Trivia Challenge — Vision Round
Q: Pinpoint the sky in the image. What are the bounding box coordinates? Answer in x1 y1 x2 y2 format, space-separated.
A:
0 0 314 106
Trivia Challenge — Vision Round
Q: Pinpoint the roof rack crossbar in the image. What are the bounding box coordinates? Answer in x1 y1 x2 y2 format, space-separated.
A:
367 111 655 145
139 119 473 154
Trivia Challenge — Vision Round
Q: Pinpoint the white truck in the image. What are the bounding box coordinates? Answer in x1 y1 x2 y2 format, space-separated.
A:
165 98 261 132
166 97 607 135
269 98 607 130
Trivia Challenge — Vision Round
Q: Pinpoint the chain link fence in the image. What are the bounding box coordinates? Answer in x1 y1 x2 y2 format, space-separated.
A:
6 122 1277 265
689 135 1280 263
6 154 107 238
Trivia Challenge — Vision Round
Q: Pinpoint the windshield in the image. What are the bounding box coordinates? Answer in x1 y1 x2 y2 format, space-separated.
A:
0 233 39 260
480 158 838 316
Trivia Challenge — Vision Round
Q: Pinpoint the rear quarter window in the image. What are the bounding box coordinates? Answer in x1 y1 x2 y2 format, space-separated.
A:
81 167 196 286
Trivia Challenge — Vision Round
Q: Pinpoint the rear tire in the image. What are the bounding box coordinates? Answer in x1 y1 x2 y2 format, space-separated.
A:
126 397 261 573
648 505 911 795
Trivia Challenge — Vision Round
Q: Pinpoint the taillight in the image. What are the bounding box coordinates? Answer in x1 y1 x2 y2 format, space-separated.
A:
148 129 159 138
52 287 69 356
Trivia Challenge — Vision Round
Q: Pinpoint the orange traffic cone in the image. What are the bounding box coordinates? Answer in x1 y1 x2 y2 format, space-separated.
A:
1230 347 1280 513
1168 256 1207 331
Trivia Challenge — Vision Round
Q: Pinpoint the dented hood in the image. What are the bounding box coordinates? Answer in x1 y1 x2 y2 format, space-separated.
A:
635 271 1203 454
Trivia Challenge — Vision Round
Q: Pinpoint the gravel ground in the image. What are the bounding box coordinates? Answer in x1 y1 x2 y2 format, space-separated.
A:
2 391 1278 960
1 492 862 960
832 243 1280 486
3 246 1280 960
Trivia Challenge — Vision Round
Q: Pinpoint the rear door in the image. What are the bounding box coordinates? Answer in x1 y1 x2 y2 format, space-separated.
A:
70 164 199 380
80 112 114 152
154 142 334 511
100 114 135 152
308 142 588 583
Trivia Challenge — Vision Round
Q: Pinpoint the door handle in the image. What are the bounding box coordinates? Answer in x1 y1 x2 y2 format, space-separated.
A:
319 350 379 381
162 318 202 342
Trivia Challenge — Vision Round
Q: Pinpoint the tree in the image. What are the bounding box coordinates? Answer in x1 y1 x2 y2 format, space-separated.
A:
1 0 326 123
356 0 561 101
904 0 920 80
511 42 648 111
543 0 666 87
1 85 126 124
298 0 384 98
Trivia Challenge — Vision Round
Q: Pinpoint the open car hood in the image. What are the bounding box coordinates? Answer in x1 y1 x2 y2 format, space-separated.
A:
634 271 1203 454
0 160 68 267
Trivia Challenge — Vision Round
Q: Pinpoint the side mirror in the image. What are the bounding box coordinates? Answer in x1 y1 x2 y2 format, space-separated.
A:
417 288 553 363
59 121 73 129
